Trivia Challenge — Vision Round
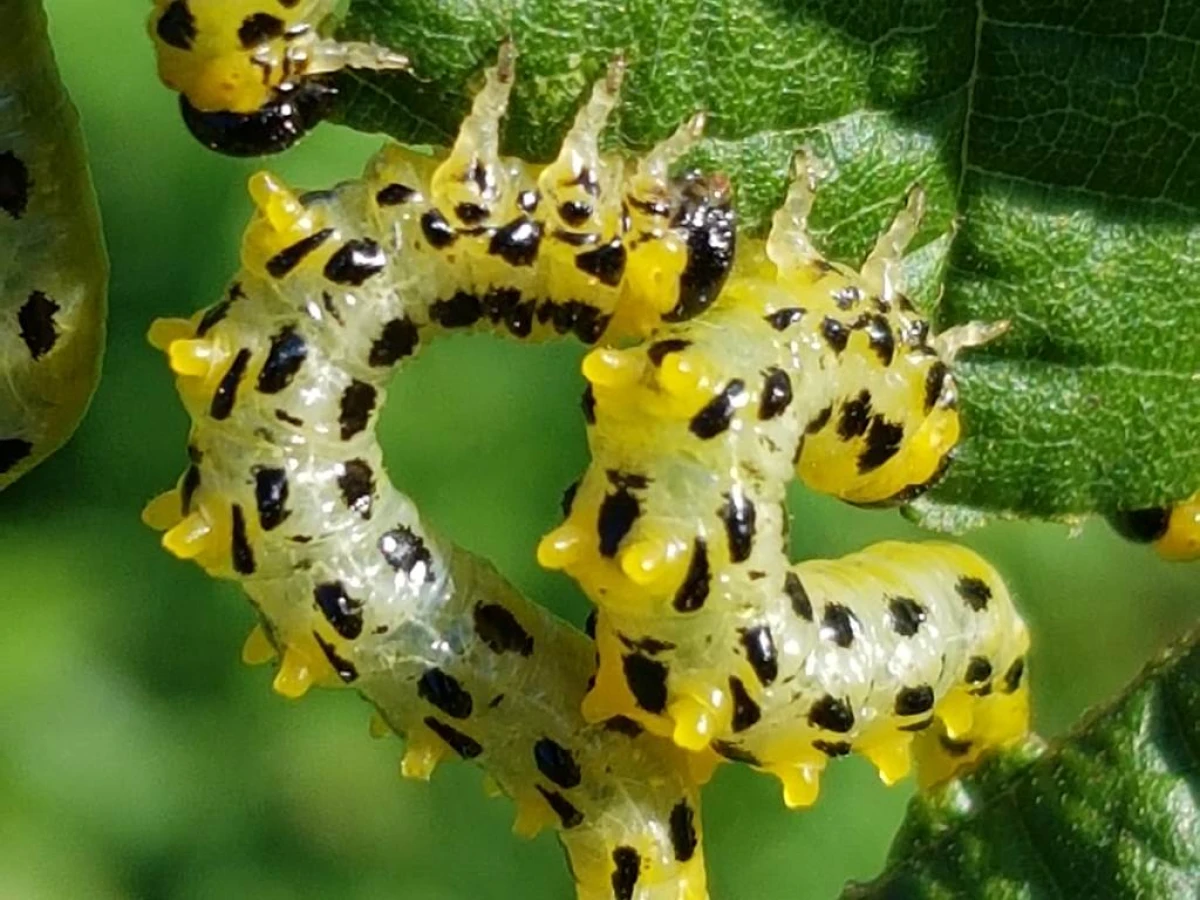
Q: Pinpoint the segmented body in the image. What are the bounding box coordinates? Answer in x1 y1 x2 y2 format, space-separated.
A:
538 158 1029 805
1 0 107 489
145 53 729 900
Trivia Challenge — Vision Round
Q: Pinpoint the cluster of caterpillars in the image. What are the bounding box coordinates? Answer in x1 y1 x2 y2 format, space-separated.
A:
142 4 1198 899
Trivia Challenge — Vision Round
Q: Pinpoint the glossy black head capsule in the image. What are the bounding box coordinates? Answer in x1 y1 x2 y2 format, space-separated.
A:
179 77 336 157
662 171 737 323
1108 505 1171 544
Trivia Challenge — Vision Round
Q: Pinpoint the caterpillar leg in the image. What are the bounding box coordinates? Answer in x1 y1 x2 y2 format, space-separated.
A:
1109 491 1200 561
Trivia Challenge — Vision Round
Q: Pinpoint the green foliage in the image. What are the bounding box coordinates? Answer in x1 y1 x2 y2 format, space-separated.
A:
845 629 1200 899
333 0 1200 521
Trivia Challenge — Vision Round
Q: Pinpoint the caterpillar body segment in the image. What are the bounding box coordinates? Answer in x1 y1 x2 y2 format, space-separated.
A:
1108 491 1200 561
1 0 107 490
540 160 1030 800
148 0 410 154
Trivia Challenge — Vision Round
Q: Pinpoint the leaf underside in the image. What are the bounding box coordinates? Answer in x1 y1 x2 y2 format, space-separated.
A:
333 0 1200 521
843 629 1200 899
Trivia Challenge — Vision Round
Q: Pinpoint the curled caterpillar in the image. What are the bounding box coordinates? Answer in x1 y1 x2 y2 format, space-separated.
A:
144 48 738 900
1 0 108 490
148 0 409 155
537 155 1031 805
1108 491 1200 561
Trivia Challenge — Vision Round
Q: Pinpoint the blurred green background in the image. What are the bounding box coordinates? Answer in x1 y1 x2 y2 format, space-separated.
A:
1 2 1196 898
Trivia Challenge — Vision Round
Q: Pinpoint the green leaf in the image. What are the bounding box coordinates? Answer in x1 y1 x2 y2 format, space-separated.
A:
843 629 1200 899
331 1 1200 520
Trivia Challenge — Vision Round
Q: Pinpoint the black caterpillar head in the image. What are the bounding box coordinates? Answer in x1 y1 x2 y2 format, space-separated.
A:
662 171 737 323
179 77 336 157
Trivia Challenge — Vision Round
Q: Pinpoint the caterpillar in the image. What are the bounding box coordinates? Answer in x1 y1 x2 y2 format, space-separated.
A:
1 0 108 490
537 151 1031 806
143 44 1032 896
148 0 410 155
1108 491 1200 562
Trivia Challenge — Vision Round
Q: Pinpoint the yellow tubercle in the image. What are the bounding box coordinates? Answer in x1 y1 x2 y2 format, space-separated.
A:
272 649 317 699
766 760 825 809
162 512 213 560
167 339 225 378
481 774 504 799
248 171 311 234
241 624 277 666
536 526 584 569
148 317 195 352
619 537 688 589
368 711 392 739
400 729 449 781
582 347 642 388
859 735 914 786
668 695 720 752
936 688 975 740
512 790 560 839
142 489 183 532
685 747 723 786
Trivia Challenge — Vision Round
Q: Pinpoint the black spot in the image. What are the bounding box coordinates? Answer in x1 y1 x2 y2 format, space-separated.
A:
924 361 949 412
196 298 232 337
536 785 584 828
1110 506 1171 543
821 317 849 353
313 581 363 639
837 390 873 440
455 202 489 224
765 307 805 331
369 317 419 366
420 209 457 248
808 695 855 733
938 734 973 757
597 484 640 557
956 576 992 611
664 183 736 321
338 380 377 440
418 668 473 719
669 801 698 861
581 384 596 424
488 217 542 266
758 367 792 420
673 539 710 612
230 504 256 574
805 405 833 434
0 151 30 218
785 571 812 620
505 298 535 338
253 467 289 530
618 633 676 655
557 200 593 226
719 490 756 563
887 596 926 637
424 716 482 759
0 438 33 474
647 338 691 366
483 289 521 325
378 525 433 580
257 325 307 393
155 0 197 49
740 626 777 686
559 480 579 517
266 228 334 278
689 379 745 439
858 416 904 472
210 349 251 420
473 603 534 656
323 238 386 286
1003 657 1025 693
603 716 643 737
179 78 336 157
832 285 862 310
611 846 641 900
821 603 858 648
712 740 760 766
965 656 993 684
859 313 895 365
338 458 374 517
18 292 60 359
895 685 935 716
623 653 668 714
274 409 304 427
180 464 201 513
575 239 627 286
376 183 417 206
538 300 610 344
729 676 761 732
813 739 852 757
533 738 582 789
584 610 597 639
313 632 358 682
238 11 284 47
430 291 482 328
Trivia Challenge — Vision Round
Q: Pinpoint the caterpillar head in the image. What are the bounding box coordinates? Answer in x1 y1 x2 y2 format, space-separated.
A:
148 0 408 155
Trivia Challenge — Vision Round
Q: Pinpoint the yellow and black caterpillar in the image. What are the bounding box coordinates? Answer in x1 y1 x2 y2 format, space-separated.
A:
538 154 1031 803
1 0 107 490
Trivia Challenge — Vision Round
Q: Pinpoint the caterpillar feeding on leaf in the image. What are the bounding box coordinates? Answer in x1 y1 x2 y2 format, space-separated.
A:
1 0 108 490
143 43 1031 898
537 146 1031 805
148 0 410 155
